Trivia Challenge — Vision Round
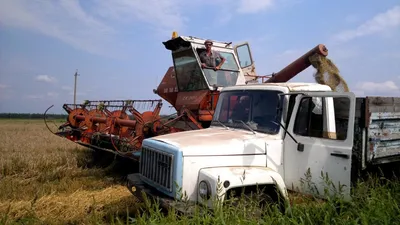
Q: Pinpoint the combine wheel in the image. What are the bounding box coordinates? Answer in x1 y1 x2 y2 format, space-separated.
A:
68 108 88 128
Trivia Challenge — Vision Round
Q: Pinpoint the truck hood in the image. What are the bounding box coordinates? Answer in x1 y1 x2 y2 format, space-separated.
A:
149 127 279 156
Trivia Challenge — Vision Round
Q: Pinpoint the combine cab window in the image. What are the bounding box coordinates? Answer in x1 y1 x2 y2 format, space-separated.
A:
197 49 240 88
212 90 283 134
203 69 239 87
235 44 252 68
219 52 239 71
173 49 208 92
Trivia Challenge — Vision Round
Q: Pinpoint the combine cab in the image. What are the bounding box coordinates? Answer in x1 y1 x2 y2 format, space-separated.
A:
153 35 268 129
46 32 329 161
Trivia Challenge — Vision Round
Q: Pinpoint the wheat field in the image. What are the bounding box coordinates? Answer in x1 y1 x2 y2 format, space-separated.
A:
1 119 400 225
0 119 140 224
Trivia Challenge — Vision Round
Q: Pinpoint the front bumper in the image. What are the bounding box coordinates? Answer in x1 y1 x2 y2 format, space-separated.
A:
126 173 198 215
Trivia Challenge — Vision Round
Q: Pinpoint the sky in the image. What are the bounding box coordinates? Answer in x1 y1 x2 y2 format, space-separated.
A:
0 0 399 115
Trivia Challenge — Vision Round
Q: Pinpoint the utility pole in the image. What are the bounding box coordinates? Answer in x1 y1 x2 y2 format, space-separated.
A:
74 69 79 108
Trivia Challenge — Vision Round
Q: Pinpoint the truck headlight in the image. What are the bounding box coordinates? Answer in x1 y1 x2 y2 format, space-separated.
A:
199 180 211 200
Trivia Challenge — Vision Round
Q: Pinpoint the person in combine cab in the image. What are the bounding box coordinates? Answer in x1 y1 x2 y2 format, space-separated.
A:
200 39 226 71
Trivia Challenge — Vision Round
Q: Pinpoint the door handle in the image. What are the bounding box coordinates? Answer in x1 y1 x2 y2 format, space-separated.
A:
330 152 349 159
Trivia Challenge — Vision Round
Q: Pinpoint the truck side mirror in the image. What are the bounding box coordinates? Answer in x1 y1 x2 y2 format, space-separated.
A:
297 143 304 152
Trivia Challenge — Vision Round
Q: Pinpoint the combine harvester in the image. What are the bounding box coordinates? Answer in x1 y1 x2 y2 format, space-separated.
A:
45 32 334 161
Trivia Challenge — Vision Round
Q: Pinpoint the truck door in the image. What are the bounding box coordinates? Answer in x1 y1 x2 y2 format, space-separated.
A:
283 91 356 200
233 42 257 83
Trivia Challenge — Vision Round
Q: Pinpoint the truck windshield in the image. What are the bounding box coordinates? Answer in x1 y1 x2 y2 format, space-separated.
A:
211 90 284 134
173 49 208 92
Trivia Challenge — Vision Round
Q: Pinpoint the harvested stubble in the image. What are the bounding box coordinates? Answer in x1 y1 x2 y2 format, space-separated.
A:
0 120 140 224
0 186 138 223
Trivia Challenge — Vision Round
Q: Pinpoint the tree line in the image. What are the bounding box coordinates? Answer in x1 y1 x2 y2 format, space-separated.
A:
0 113 68 119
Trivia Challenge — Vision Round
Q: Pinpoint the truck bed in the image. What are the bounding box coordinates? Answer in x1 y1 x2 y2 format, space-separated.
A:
354 96 400 168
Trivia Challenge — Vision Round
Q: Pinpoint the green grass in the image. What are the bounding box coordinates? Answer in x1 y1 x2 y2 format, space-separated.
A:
127 173 400 225
1 119 399 224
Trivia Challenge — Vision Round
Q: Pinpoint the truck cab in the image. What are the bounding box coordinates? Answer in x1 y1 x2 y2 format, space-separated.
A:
127 82 359 212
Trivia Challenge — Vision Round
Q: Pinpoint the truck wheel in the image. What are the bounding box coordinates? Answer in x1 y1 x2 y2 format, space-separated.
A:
225 186 286 216
245 191 275 217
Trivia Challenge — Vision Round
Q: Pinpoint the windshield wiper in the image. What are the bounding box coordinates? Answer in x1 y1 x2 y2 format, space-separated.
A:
213 119 229 130
233 120 256 134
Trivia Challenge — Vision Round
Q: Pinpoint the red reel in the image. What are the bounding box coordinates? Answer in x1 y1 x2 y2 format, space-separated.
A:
68 108 88 128
85 109 106 131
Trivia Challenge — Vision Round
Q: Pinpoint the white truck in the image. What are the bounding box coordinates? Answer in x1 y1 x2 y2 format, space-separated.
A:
127 81 400 213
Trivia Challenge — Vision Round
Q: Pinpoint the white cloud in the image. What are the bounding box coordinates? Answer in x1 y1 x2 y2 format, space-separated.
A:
0 0 115 57
0 0 294 58
355 81 399 93
0 0 186 58
237 0 275 14
333 5 400 42
0 84 9 89
35 75 56 83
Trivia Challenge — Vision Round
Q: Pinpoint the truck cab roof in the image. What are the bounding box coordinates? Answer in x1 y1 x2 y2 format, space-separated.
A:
222 82 333 92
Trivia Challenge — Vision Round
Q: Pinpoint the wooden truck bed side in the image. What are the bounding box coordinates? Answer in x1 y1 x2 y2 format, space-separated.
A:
341 97 400 184
364 97 400 165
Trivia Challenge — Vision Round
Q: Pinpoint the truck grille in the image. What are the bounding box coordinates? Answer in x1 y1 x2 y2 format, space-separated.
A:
140 146 174 192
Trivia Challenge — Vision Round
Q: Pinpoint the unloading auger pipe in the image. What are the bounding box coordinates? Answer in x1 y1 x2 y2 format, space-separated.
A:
265 44 328 83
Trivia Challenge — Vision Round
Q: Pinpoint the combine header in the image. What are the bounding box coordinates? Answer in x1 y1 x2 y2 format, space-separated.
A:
45 32 330 161
50 99 176 158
